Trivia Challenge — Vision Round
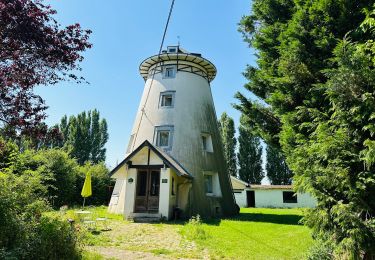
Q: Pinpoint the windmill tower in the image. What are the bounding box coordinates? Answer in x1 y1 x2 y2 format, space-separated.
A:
109 46 237 219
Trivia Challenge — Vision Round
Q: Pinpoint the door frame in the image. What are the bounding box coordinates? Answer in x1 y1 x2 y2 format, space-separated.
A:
134 168 161 213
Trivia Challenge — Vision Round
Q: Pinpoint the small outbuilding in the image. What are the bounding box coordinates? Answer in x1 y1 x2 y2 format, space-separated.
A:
231 176 316 208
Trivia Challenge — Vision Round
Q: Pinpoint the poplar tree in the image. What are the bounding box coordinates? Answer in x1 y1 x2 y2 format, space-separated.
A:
58 109 108 164
219 112 237 176
265 145 292 185
237 115 263 184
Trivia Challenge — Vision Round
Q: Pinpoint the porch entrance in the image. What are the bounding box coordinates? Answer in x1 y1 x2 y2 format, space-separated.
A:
134 169 160 213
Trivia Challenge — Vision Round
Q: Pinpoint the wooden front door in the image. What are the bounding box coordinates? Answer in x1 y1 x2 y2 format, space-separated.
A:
247 190 255 207
134 169 160 213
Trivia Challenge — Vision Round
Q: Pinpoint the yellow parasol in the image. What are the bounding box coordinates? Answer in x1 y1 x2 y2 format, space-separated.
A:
81 171 92 207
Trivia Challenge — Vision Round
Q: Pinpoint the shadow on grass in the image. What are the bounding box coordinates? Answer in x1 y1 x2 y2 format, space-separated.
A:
161 211 303 226
223 212 303 225
197 212 303 226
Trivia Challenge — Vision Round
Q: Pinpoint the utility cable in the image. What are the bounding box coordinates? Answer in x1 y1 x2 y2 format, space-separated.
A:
131 0 176 151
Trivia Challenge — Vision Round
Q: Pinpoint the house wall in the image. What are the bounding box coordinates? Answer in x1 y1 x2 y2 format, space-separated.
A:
123 168 137 218
110 164 183 220
108 165 127 214
232 188 316 208
234 190 247 208
159 168 170 219
130 147 163 165
253 189 316 208
168 169 177 218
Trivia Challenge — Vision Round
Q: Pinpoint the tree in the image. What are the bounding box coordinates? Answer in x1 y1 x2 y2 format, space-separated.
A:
237 114 263 184
265 145 292 185
0 0 91 138
236 0 375 257
219 112 237 176
61 110 108 165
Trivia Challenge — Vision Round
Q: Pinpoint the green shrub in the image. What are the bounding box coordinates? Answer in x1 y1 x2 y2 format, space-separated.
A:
75 162 113 206
0 138 82 259
306 240 334 260
28 216 81 260
180 215 209 241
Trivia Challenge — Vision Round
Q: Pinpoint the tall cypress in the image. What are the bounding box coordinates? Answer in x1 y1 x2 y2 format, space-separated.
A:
236 0 375 257
265 145 292 185
59 110 108 165
219 112 237 176
237 115 263 184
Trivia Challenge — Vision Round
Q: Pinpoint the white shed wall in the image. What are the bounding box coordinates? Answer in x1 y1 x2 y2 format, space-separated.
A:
232 188 316 208
254 189 316 208
234 191 247 208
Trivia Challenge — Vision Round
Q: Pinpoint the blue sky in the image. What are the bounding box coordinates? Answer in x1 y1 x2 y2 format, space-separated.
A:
35 0 257 169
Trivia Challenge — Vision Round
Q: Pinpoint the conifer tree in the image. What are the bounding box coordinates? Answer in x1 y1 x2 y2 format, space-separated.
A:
58 109 108 164
219 112 237 176
265 145 292 185
236 1 375 257
237 115 263 184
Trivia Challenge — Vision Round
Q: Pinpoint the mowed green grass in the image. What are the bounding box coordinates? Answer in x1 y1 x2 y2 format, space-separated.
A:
53 207 313 259
193 208 313 260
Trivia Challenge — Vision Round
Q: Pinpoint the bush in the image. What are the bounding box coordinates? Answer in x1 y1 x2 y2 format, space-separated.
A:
75 162 113 206
34 149 79 207
0 139 82 259
27 216 81 260
306 240 334 260
180 215 209 241
0 173 82 259
10 146 113 208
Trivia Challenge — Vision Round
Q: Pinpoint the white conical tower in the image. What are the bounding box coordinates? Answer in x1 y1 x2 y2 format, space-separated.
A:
109 46 237 219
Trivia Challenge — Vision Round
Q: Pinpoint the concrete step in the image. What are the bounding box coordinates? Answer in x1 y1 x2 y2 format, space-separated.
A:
130 213 162 223
133 217 161 223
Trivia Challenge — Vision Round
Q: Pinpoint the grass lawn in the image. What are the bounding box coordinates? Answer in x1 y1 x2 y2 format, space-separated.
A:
191 208 313 259
55 206 313 259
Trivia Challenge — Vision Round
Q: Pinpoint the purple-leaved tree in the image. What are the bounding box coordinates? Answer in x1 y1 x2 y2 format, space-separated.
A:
0 0 91 138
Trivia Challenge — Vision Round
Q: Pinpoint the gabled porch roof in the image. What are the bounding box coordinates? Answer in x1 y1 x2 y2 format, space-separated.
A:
110 140 193 179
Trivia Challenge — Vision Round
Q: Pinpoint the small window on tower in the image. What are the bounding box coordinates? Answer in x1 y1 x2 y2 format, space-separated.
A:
155 125 174 149
202 136 207 150
167 46 178 53
157 131 170 147
160 91 175 108
201 133 213 152
163 65 176 78
203 171 222 197
204 174 213 194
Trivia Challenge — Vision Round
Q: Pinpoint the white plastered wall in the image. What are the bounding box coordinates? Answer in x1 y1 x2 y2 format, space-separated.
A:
123 168 137 219
129 71 219 175
158 168 170 219
108 165 127 214
253 189 316 208
158 168 189 220
234 190 247 208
